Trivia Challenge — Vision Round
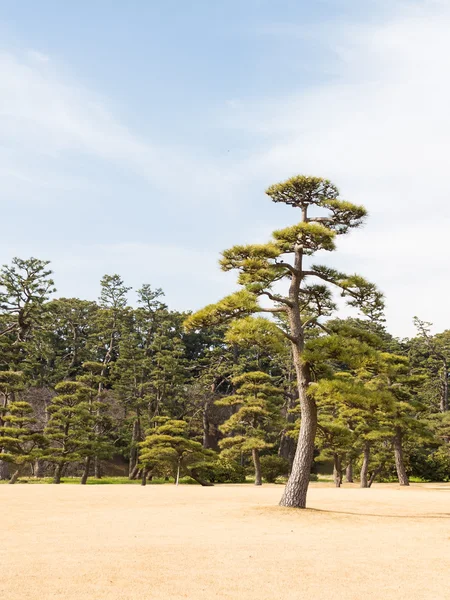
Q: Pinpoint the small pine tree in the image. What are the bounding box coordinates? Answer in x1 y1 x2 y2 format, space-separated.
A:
76 362 114 484
216 371 283 485
0 371 46 483
140 418 215 486
44 381 96 483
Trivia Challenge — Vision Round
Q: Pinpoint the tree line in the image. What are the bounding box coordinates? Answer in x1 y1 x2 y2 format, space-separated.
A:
1 176 449 507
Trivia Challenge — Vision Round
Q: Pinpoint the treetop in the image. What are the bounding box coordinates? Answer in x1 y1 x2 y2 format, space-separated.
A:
265 175 339 208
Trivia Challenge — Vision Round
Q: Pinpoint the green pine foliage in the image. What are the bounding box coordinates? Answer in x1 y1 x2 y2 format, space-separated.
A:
44 379 112 484
140 418 215 485
0 371 46 482
217 371 283 485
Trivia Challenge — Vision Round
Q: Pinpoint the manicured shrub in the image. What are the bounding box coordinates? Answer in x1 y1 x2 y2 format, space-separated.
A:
260 455 289 483
207 459 246 483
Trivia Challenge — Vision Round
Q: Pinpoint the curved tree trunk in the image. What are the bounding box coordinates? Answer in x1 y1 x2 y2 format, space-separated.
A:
189 468 214 487
345 460 354 483
360 442 370 488
80 456 91 485
368 464 384 488
333 453 342 487
9 469 19 484
129 464 140 480
393 429 409 486
252 448 262 486
53 463 64 484
280 352 315 508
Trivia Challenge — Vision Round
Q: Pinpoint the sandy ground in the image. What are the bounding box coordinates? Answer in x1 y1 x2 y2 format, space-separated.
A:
1 483 450 600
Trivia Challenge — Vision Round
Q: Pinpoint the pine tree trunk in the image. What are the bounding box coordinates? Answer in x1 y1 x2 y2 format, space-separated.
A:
129 464 140 480
368 464 384 488
80 456 91 485
175 459 181 486
252 448 262 486
333 453 342 487
441 360 449 412
345 460 354 483
53 463 64 484
0 395 10 480
94 457 102 479
280 330 317 508
34 459 45 478
189 469 214 486
278 389 299 469
128 449 137 478
9 469 19 484
279 347 315 508
360 442 370 488
0 460 10 480
393 429 409 486
278 433 296 470
202 400 219 450
128 417 141 477
141 468 148 486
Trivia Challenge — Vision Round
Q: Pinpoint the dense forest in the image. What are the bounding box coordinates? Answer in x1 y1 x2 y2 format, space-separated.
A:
1 177 449 506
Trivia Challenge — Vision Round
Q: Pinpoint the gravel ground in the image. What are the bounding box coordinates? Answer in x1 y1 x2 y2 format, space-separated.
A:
1 482 450 600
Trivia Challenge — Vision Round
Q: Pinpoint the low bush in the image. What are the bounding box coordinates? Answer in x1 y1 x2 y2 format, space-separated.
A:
260 455 290 483
208 459 246 483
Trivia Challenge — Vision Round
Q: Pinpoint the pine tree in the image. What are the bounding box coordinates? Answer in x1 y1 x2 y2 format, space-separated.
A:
44 381 96 483
0 258 55 478
225 316 296 465
112 286 189 478
76 362 114 484
91 274 130 477
42 298 99 382
0 257 55 347
411 318 450 413
140 418 215 486
0 371 45 483
370 352 433 486
217 371 283 485
312 375 394 487
185 175 383 507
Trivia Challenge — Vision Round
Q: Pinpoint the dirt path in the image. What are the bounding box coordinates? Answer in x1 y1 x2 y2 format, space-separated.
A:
1 483 449 599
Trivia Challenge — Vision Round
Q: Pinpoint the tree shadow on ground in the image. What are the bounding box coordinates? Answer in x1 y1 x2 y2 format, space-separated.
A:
308 508 450 519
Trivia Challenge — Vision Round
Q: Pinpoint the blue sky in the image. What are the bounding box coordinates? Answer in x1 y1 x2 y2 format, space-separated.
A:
1 0 449 337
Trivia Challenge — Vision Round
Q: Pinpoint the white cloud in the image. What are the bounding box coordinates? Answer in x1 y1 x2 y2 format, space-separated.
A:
0 50 234 208
224 0 450 337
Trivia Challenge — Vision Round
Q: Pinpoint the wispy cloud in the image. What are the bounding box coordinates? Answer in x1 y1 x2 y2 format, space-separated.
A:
0 50 235 208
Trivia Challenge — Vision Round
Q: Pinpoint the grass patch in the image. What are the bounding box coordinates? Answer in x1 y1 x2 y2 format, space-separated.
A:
1 476 204 485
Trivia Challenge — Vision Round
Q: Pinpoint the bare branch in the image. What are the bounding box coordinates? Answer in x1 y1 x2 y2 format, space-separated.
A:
260 291 293 307
274 260 299 275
